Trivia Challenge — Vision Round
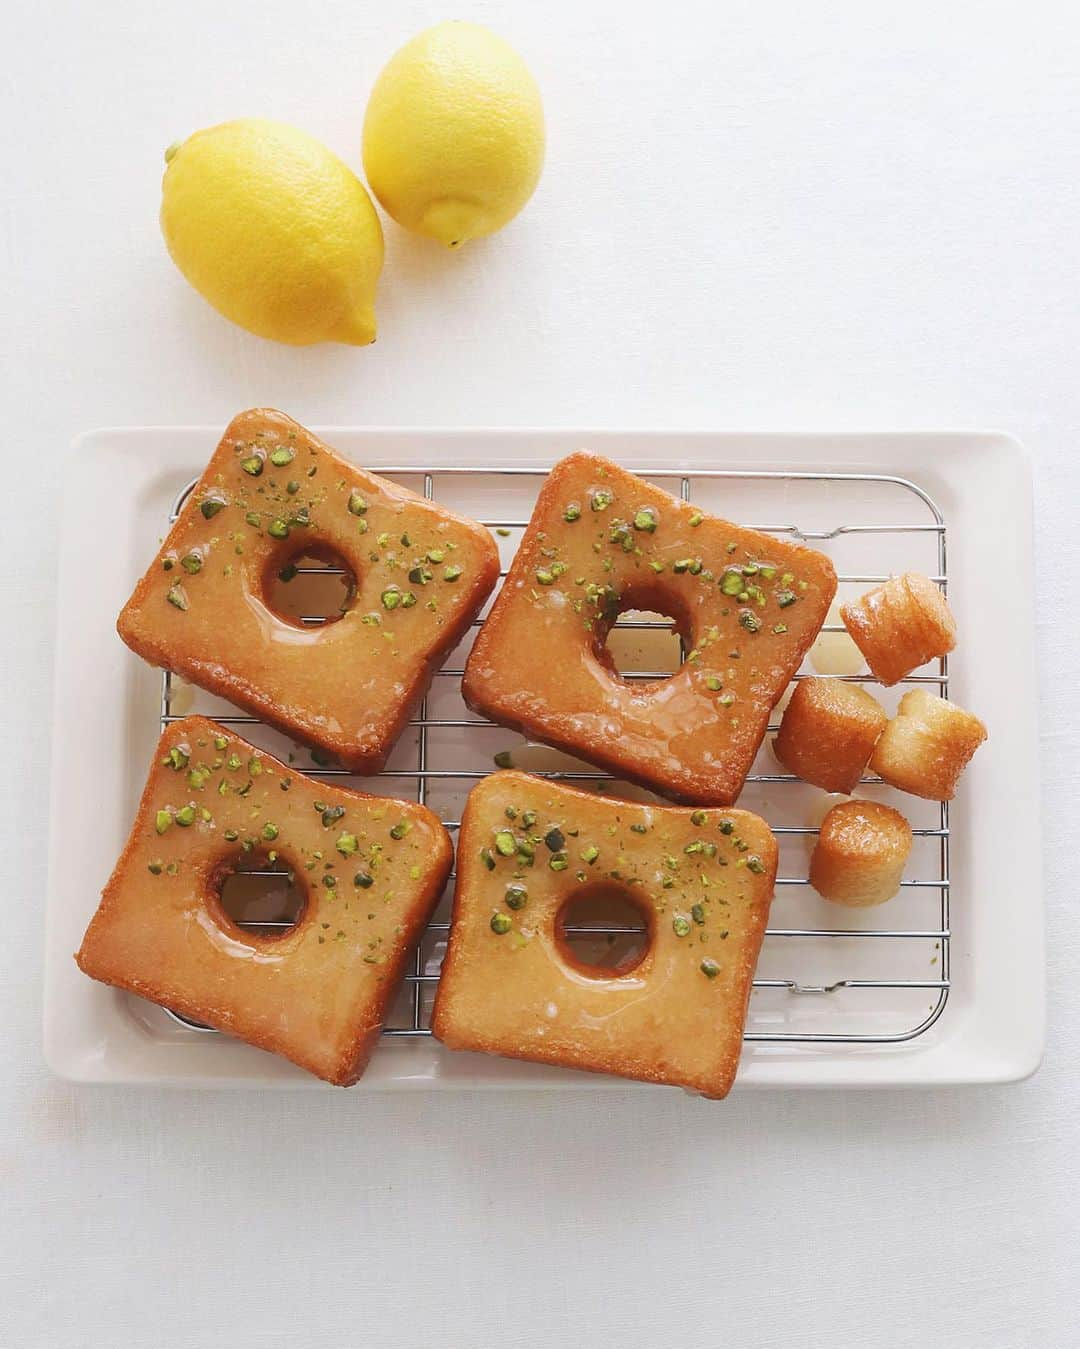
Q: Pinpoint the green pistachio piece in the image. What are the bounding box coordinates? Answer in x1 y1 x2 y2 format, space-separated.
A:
381 588 402 610
705 676 723 691
505 885 528 911
354 872 374 888
443 565 462 582
721 570 744 596
701 958 720 978
389 820 411 840
633 507 657 532
261 822 278 841
549 855 569 871
490 912 512 935
347 491 368 516
590 489 613 512
691 903 706 925
180 553 202 575
240 455 263 477
747 856 766 875
581 844 600 864
268 519 290 539
673 915 691 937
148 860 163 875
166 585 188 611
563 503 582 522
776 590 798 608
270 446 294 467
739 609 762 633
154 810 173 835
689 511 703 527
535 569 555 585
199 497 226 519
175 805 196 827
493 751 514 769
494 830 516 857
691 810 708 826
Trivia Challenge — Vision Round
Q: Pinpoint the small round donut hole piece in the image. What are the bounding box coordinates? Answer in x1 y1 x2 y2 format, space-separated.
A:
840 572 957 686
871 689 987 801
809 800 913 907
774 677 888 795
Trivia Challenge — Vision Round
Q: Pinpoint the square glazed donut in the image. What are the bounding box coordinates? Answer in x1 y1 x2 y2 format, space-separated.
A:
76 716 453 1084
118 409 500 772
431 771 778 1098
462 453 836 804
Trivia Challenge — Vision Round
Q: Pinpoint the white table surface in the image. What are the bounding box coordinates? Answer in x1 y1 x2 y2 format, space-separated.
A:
4 2 1078 1345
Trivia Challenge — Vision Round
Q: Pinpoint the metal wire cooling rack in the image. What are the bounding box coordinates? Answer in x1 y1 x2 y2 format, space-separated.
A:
159 464 950 1049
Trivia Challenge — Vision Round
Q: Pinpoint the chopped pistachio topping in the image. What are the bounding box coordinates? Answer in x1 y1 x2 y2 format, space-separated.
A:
705 676 723 691
720 692 736 707
773 623 788 634
166 585 189 611
633 507 657 533
223 828 239 842
747 855 766 875
630 823 647 835
270 446 294 467
213 735 228 751
443 565 462 582
535 568 555 585
672 915 691 937
148 860 163 875
701 958 721 978
278 563 298 583
490 912 512 935
718 818 735 834
691 903 706 925
336 832 358 856
199 497 225 519
354 872 374 888
154 810 173 835
776 590 798 608
268 519 290 539
345 491 368 516
240 455 263 477
162 746 189 771
544 827 566 852
480 847 495 871
590 489 613 512
563 503 582 522
180 552 202 575
505 885 528 911
739 609 762 633
495 527 511 536
689 511 703 527
320 805 345 827
581 844 600 864
648 560 665 573
389 820 411 840
381 588 402 610
521 811 537 830
494 830 516 857
493 751 514 769
691 810 708 826
549 855 569 871
248 757 263 776
175 805 196 827
261 822 279 841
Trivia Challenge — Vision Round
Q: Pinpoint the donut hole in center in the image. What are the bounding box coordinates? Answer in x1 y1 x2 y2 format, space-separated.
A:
555 883 653 977
264 545 357 629
212 848 307 939
594 583 692 685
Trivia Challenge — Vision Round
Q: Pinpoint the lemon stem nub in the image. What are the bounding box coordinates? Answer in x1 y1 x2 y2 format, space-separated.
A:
164 141 182 165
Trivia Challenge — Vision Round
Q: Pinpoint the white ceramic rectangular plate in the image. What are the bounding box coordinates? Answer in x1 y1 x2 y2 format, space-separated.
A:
44 428 1043 1090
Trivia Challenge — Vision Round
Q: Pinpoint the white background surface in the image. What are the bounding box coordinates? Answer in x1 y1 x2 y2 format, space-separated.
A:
3 1 1077 1346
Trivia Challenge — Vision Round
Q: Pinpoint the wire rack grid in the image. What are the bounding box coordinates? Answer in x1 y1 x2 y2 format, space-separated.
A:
159 462 951 1050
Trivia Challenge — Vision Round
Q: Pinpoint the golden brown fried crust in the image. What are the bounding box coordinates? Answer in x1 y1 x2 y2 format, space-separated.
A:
75 716 453 1085
463 452 836 805
117 409 500 772
431 771 777 1098
870 689 987 801
809 800 913 907
774 677 888 794
840 572 957 687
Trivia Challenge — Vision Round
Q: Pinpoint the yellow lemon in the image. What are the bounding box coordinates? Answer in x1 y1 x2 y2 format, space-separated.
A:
362 22 544 248
161 119 384 345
